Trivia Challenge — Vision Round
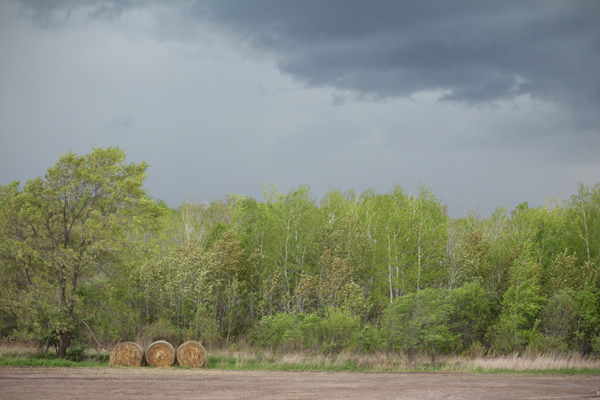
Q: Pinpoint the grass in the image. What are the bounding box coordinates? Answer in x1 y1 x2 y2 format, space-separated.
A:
0 343 109 368
202 349 600 374
463 353 600 375
1 342 599 374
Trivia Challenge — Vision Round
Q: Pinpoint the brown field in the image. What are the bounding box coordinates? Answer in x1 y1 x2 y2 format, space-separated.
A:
1 367 599 400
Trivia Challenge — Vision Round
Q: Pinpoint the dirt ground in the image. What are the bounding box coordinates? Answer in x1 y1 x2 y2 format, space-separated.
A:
1 367 599 400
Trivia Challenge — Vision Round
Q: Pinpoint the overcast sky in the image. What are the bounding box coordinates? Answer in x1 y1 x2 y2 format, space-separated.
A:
1 1 599 215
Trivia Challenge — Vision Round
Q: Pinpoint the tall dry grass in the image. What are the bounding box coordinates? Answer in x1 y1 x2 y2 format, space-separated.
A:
463 352 600 372
207 346 600 373
0 340 38 357
209 348 453 371
2 340 599 373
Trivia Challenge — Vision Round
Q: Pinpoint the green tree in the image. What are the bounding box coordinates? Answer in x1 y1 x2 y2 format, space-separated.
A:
137 244 215 339
566 182 600 264
488 245 544 353
0 147 163 358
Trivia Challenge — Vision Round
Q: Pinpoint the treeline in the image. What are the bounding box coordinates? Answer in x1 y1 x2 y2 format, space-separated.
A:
139 183 599 357
1 150 599 358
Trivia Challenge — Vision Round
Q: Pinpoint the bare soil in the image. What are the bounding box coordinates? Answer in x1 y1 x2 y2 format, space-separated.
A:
1 367 599 399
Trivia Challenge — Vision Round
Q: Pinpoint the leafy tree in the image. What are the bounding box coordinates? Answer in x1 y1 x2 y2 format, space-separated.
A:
0 147 163 357
291 251 367 315
403 186 448 292
212 230 251 344
566 182 600 264
540 289 577 343
488 245 544 353
450 230 494 288
137 244 215 339
572 285 600 354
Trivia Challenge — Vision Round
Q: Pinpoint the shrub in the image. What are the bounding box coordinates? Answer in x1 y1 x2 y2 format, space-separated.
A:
252 313 298 350
252 308 360 354
65 342 88 361
447 282 497 349
318 307 360 354
381 289 457 360
464 341 487 359
525 334 569 356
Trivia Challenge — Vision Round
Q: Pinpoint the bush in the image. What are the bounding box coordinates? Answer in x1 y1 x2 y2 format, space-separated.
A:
252 308 360 353
464 341 487 359
525 334 569 356
318 307 360 354
381 289 457 360
65 343 88 361
252 313 300 350
358 325 375 352
447 282 497 349
540 289 576 341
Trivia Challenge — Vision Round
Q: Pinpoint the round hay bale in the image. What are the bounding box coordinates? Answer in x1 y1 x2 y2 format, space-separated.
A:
176 341 207 368
145 340 175 367
109 342 145 367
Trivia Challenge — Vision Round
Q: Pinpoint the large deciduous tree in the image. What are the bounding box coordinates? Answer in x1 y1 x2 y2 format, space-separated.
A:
0 147 163 358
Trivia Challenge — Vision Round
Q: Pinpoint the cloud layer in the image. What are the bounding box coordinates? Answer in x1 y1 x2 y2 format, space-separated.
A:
1 0 599 215
197 1 600 107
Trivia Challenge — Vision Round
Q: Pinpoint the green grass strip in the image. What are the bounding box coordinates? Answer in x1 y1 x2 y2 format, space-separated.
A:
0 358 107 368
1 353 598 375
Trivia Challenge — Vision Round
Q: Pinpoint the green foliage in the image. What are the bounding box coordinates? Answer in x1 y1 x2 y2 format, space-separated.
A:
447 282 497 348
65 342 88 361
381 289 457 359
291 252 367 315
540 289 577 342
358 325 375 351
566 182 600 264
525 334 569 356
451 230 494 288
252 312 297 349
571 285 600 354
464 341 487 358
488 245 545 353
252 308 360 353
0 147 163 357
318 307 361 353
3 155 600 360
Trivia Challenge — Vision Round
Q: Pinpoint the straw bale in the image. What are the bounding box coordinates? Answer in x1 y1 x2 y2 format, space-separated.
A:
109 342 145 367
176 341 207 368
145 340 175 367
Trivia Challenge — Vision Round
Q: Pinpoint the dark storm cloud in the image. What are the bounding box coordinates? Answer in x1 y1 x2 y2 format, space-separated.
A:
19 0 600 109
193 1 600 109
6 0 599 214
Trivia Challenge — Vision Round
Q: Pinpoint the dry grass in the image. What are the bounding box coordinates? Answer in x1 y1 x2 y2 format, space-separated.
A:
0 341 38 357
463 353 600 372
206 347 600 374
209 348 421 371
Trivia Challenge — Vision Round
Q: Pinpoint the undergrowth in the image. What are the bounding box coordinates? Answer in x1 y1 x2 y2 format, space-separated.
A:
1 343 598 374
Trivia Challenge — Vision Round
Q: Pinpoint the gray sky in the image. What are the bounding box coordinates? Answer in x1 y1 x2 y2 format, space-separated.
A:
1 0 599 215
